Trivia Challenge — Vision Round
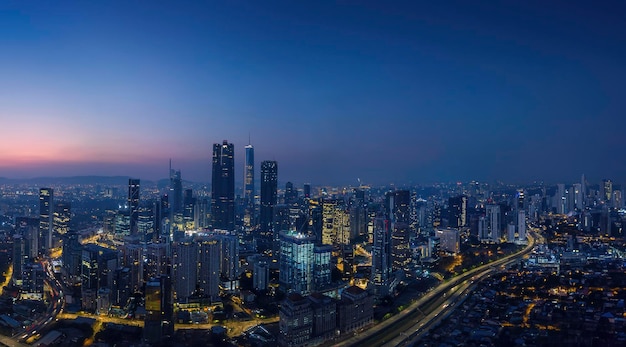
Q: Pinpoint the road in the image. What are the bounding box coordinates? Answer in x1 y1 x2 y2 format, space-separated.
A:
337 230 538 347
15 260 66 344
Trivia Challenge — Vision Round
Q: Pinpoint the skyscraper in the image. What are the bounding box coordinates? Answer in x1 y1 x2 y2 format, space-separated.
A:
144 275 174 344
279 230 315 295
259 160 278 250
388 190 411 274
448 195 468 228
169 167 183 216
211 140 235 231
53 202 71 235
128 179 140 236
603 179 613 202
371 217 392 297
39 188 54 253
243 143 255 228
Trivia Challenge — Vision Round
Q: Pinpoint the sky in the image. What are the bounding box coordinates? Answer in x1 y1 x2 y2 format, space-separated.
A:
1 1 625 186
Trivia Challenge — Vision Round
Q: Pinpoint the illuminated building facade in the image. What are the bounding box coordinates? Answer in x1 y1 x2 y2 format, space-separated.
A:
39 187 54 253
244 143 255 228
260 160 278 250
279 231 315 295
128 178 140 235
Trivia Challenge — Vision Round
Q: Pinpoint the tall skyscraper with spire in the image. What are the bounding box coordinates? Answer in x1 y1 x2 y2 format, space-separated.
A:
212 140 235 231
244 140 255 228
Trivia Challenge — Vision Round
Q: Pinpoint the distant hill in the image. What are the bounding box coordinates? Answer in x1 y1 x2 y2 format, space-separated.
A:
0 176 151 186
0 176 205 187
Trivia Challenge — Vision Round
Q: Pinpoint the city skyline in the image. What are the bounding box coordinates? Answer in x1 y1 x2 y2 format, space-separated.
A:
1 1 625 185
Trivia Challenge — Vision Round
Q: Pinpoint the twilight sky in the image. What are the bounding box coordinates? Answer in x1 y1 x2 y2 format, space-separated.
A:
1 1 625 185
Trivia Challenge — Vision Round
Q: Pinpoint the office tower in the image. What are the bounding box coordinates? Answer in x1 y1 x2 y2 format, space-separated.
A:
259 160 278 249
388 190 411 274
53 202 71 235
436 229 460 254
517 210 526 241
39 187 54 253
183 188 195 230
128 179 140 236
307 200 323 244
279 231 315 295
555 184 566 214
243 143 255 228
81 244 118 310
62 232 82 281
211 140 235 231
572 183 583 210
516 189 525 210
321 199 338 245
114 210 131 236
480 205 501 242
144 275 174 344
112 267 132 307
120 242 144 292
448 195 468 228
603 179 613 202
16 217 39 259
303 183 311 199
350 204 367 241
613 190 623 209
313 245 332 291
285 181 297 204
371 217 392 297
169 167 183 216
12 234 25 286
22 263 45 299
193 198 209 230
253 259 269 291
138 206 154 242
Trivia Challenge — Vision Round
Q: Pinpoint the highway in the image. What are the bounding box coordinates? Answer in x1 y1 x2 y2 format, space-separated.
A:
337 230 538 347
14 260 66 344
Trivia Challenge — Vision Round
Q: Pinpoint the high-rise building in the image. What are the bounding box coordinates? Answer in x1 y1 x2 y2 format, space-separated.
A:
211 141 235 231
313 245 332 291
172 240 197 301
448 195 468 228
603 179 613 202
197 236 221 299
53 202 71 235
479 205 501 242
128 179 140 236
244 143 255 228
279 231 315 295
388 190 411 274
285 181 297 204
183 188 195 230
259 160 278 250
303 183 311 199
436 228 460 254
371 217 392 297
39 188 54 253
144 275 174 344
